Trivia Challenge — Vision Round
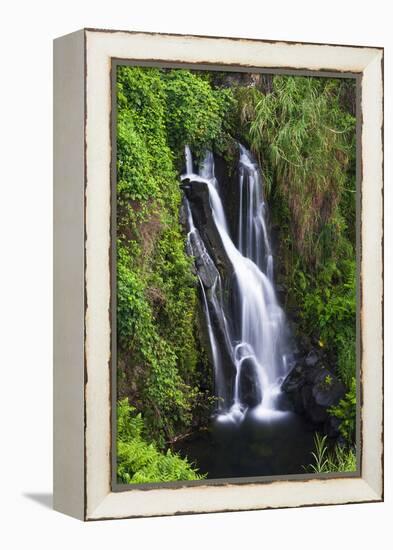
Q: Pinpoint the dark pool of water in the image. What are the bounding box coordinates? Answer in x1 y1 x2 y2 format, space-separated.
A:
175 411 316 479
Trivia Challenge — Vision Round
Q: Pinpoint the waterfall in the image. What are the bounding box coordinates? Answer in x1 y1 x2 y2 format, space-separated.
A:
182 145 292 422
238 144 273 280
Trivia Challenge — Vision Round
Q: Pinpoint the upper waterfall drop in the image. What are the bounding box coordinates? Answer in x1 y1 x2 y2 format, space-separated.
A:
181 144 293 423
238 144 273 280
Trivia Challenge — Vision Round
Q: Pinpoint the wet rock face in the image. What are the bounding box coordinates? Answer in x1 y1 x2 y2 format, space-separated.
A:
213 153 240 242
188 229 220 289
305 350 320 367
181 177 238 403
282 350 346 435
181 178 233 278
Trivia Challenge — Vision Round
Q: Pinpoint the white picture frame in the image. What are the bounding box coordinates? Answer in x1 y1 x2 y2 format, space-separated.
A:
53 28 383 521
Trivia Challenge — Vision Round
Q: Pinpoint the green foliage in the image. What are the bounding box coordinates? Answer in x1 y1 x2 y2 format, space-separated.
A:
116 66 232 449
247 76 356 265
117 245 198 448
234 75 357 438
163 69 236 163
294 256 356 388
117 67 174 205
329 377 357 442
332 441 357 472
117 399 204 484
116 66 358 476
307 432 330 473
306 433 357 474
235 75 357 396
336 332 356 388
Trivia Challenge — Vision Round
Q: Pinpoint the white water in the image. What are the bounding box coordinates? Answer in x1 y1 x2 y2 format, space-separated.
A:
238 144 273 279
182 145 292 423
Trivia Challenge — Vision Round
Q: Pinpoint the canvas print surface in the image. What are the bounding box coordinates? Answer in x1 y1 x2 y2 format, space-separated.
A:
115 65 358 485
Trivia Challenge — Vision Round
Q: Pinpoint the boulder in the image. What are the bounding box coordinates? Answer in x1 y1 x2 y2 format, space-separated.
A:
239 357 261 408
312 368 346 408
281 363 306 393
305 349 320 367
282 353 346 436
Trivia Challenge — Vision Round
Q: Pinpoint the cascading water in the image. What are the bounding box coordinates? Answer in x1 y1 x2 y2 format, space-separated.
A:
181 145 293 423
238 144 273 281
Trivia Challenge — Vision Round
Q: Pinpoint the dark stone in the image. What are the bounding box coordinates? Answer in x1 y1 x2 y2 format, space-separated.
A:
305 349 320 367
213 152 239 242
239 357 261 408
281 364 306 393
298 334 314 354
300 385 314 415
282 358 346 430
312 369 346 408
325 415 342 438
275 283 286 293
188 229 220 288
179 200 188 228
281 364 305 414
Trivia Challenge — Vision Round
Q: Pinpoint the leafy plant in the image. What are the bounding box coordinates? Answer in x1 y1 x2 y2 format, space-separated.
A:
308 433 329 473
332 442 357 472
234 75 357 397
329 377 357 442
116 66 232 448
305 432 357 473
117 399 205 484
163 69 236 163
247 76 356 265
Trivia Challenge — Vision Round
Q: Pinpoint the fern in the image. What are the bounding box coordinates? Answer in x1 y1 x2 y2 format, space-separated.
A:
117 399 205 484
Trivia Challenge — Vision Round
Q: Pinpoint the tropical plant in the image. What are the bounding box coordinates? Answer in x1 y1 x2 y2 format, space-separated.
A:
329 377 357 442
247 76 356 266
307 433 330 473
305 432 357 473
117 66 226 446
117 399 205 484
234 75 357 401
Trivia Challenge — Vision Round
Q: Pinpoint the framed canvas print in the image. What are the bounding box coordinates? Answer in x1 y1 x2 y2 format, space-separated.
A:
53 29 384 520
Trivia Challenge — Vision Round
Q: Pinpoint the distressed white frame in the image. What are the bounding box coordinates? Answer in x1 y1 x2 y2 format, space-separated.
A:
53 29 383 521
